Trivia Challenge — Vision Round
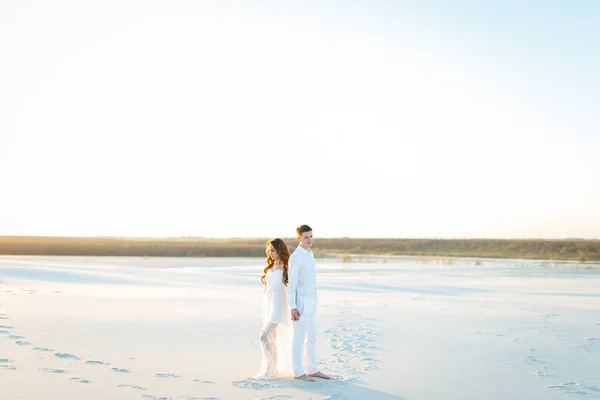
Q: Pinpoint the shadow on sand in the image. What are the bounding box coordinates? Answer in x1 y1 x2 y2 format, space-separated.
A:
275 378 407 400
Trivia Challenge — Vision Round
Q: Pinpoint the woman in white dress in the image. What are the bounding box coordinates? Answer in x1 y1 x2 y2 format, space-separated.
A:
255 238 293 379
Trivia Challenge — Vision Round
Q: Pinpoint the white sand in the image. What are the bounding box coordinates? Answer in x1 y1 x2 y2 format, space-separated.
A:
1 255 599 400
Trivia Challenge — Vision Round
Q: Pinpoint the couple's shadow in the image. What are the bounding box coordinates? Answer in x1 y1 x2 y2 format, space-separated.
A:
269 376 407 400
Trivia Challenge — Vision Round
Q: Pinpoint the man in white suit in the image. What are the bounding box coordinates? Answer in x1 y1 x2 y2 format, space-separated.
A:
287 224 330 381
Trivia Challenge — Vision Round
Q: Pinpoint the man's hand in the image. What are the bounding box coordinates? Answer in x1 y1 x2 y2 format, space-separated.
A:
291 308 301 321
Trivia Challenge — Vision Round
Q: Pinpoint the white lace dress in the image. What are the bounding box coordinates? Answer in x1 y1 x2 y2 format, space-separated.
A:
255 269 293 379
261 269 288 324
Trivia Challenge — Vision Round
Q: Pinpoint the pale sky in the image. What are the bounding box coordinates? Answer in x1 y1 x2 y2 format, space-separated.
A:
1 1 598 239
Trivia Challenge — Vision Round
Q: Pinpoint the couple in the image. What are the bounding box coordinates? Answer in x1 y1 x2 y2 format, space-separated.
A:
256 224 330 382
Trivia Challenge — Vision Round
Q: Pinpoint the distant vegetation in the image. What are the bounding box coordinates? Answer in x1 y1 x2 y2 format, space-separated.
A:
0 236 599 261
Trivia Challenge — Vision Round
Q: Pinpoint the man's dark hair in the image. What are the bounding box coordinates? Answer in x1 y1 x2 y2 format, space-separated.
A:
296 224 312 237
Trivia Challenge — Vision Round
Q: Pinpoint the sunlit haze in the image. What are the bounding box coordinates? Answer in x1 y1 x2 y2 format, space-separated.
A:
1 1 598 238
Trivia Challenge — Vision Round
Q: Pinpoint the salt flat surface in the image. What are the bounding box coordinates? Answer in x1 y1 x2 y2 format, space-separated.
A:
1 255 599 399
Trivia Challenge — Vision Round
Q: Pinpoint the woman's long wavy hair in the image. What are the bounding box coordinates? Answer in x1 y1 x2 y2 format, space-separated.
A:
261 238 290 286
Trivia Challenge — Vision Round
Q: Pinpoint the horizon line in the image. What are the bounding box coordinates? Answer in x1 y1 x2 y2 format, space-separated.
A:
1 234 599 241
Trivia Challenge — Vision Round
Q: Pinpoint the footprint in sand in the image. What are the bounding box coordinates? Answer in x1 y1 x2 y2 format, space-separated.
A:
32 347 54 352
0 325 13 329
232 379 282 390
323 304 384 382
70 377 91 384
141 395 174 400
117 384 146 390
182 397 219 400
521 355 554 378
0 330 10 335
576 337 600 351
85 360 110 366
154 373 181 378
193 379 216 384
15 340 32 346
54 353 80 360
0 358 16 370
546 381 598 396
331 375 362 384
6 335 23 340
39 368 68 373
110 367 130 373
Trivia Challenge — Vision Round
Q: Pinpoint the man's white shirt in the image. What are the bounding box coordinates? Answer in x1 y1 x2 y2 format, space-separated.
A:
287 245 318 310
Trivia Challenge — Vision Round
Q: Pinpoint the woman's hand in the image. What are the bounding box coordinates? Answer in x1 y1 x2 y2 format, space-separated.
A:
290 308 301 321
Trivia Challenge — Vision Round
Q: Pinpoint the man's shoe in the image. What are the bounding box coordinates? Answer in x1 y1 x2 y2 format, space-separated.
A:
295 374 316 382
308 371 330 380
